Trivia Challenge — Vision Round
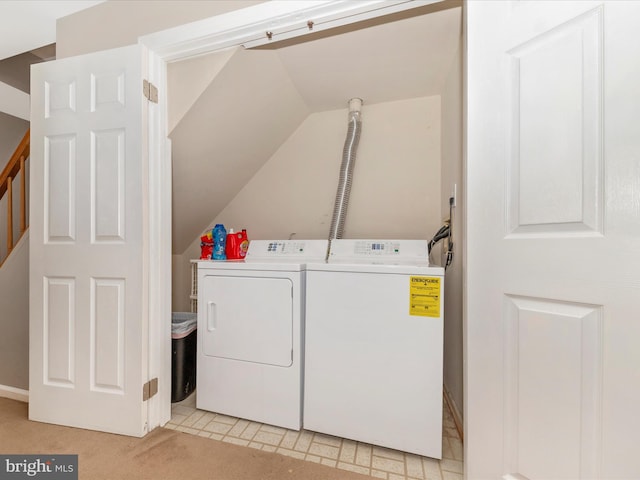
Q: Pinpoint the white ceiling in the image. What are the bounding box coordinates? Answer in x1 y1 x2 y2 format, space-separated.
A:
0 0 105 60
274 4 462 111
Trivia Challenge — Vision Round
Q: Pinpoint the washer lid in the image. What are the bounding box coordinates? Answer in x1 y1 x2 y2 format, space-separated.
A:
306 262 444 276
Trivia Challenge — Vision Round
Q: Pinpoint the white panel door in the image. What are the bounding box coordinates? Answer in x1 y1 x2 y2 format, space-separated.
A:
29 45 150 436
467 1 640 479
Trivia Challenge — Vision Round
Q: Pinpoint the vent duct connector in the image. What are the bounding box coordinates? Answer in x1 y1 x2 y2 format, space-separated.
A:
328 98 363 241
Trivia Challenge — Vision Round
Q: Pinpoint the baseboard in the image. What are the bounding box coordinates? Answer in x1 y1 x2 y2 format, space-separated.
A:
443 384 463 442
0 384 28 403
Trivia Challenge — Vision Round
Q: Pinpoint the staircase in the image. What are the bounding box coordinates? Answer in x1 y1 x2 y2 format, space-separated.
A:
0 128 29 267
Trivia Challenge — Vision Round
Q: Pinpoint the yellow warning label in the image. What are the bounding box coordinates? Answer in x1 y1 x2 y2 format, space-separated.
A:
409 276 441 317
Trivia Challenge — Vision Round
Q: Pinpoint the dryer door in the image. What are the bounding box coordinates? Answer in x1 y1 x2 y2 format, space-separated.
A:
200 275 293 367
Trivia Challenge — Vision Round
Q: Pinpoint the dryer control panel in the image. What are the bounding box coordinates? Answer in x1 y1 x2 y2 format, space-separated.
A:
328 239 429 265
245 240 328 263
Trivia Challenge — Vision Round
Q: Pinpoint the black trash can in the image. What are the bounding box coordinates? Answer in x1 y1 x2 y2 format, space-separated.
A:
171 312 197 403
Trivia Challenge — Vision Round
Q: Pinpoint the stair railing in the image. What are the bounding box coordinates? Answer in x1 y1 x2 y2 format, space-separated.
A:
0 128 29 266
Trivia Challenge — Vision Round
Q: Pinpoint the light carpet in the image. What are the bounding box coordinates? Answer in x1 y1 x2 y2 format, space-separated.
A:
0 398 374 479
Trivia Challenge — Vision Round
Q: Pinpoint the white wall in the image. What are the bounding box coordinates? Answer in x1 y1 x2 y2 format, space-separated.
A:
0 82 29 121
441 42 464 423
173 96 442 311
0 233 29 390
167 48 236 134
56 0 266 59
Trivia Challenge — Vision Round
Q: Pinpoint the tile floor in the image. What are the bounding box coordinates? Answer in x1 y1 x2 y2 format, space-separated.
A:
166 393 463 480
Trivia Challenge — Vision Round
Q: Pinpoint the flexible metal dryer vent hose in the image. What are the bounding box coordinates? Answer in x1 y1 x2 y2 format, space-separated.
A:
328 98 363 240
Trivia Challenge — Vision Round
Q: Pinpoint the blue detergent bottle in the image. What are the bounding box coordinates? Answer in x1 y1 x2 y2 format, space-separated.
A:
212 224 227 260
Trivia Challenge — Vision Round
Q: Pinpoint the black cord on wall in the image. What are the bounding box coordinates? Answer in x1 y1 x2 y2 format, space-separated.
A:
428 196 455 270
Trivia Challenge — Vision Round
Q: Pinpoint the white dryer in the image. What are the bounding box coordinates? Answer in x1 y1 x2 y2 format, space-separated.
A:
303 239 444 457
196 239 327 431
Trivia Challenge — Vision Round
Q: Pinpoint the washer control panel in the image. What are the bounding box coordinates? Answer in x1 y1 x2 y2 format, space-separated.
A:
328 239 429 265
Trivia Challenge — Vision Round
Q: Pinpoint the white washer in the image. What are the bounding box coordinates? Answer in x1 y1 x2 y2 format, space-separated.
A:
196 239 328 430
304 239 444 457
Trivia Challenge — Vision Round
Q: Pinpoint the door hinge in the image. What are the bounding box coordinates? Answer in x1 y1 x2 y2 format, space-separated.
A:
143 79 158 103
143 377 158 401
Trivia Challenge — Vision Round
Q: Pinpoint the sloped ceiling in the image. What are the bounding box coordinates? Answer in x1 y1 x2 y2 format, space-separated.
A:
170 48 309 253
169 4 461 254
167 48 236 134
